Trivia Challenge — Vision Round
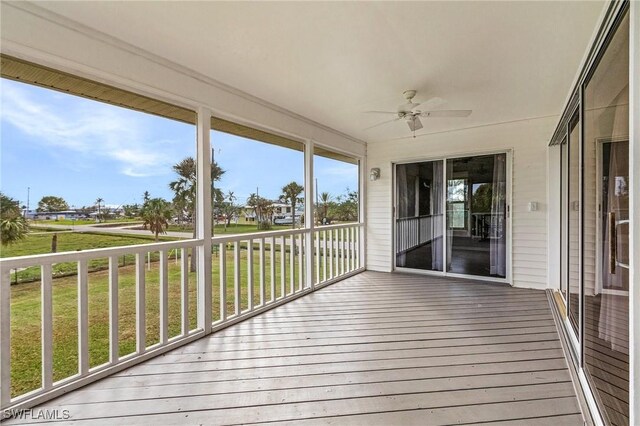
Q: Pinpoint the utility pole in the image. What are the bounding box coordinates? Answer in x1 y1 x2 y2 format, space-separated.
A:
315 178 319 225
25 186 30 218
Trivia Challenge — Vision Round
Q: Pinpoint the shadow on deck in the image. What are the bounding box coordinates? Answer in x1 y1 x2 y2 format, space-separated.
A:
6 271 584 425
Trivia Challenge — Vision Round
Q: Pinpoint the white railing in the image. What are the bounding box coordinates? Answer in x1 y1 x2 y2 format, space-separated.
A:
0 223 364 411
396 214 442 253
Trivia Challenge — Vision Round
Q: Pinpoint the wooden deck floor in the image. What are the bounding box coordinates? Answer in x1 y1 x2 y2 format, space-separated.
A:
7 272 584 425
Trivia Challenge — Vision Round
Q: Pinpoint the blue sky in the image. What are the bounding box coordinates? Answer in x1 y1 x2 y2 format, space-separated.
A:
1 78 358 209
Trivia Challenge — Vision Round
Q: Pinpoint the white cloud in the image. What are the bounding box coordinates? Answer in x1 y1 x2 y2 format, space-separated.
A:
1 81 187 177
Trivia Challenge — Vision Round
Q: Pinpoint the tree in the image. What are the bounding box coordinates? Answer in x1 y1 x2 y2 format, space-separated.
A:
141 198 172 241
143 191 151 204
37 195 69 212
280 181 304 229
214 191 241 230
0 192 29 246
331 189 358 222
318 192 332 224
169 157 225 270
247 193 274 230
95 198 104 222
122 204 141 218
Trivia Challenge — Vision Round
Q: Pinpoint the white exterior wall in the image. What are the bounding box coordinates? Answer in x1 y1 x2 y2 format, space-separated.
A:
0 2 365 158
366 116 557 290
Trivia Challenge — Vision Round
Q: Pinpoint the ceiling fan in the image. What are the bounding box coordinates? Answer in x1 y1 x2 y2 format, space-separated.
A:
365 90 472 137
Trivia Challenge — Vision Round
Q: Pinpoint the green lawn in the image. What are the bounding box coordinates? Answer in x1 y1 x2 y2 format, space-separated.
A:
9 246 305 397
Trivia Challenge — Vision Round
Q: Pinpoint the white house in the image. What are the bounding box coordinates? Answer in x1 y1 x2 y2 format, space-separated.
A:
0 1 638 425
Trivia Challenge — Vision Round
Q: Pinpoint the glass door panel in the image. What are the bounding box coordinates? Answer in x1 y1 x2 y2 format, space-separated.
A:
445 154 506 278
395 161 444 271
583 11 629 425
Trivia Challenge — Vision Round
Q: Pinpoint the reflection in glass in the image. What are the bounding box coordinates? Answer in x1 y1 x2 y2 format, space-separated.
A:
445 154 506 278
583 11 629 425
395 161 444 271
568 113 580 338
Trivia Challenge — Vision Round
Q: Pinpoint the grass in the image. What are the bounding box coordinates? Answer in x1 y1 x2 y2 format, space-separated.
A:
1 232 177 283
167 223 294 234
9 246 305 397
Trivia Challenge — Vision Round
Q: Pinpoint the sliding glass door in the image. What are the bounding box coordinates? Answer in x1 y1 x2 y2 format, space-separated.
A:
395 160 444 271
395 153 508 280
555 8 629 425
446 154 507 278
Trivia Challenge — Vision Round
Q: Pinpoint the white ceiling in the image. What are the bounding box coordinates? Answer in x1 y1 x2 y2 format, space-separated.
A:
35 1 605 144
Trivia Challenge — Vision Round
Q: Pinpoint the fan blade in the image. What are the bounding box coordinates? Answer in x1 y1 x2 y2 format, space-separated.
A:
364 110 399 115
419 110 472 118
398 102 420 113
407 117 423 132
364 117 401 130
416 96 444 110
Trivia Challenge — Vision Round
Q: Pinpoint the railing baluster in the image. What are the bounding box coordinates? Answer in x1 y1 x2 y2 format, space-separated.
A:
159 250 168 344
234 241 240 316
78 259 89 374
0 268 11 407
219 243 227 322
341 228 345 275
355 226 360 269
108 256 119 363
180 248 188 336
247 239 254 311
298 233 304 291
346 227 352 272
41 264 53 390
328 229 334 280
322 230 327 282
280 238 286 298
270 240 275 302
289 235 295 294
259 238 265 306
135 253 145 354
315 232 320 285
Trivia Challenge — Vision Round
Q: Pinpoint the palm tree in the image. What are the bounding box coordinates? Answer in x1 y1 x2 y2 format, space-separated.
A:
0 192 29 246
141 198 172 241
169 157 225 270
280 181 304 229
95 197 104 223
319 192 332 224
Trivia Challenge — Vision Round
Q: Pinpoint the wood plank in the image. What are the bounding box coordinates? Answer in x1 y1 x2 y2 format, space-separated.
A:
54 358 569 405
28 383 576 424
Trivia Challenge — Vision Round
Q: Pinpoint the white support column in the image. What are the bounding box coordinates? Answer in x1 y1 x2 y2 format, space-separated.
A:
41 264 53 390
629 3 639 424
196 107 213 334
304 139 315 290
358 156 367 270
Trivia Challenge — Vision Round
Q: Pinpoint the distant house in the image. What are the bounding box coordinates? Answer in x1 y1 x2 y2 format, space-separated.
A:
33 210 86 221
242 201 293 222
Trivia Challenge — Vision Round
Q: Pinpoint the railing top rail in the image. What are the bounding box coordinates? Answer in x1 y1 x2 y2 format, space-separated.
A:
314 222 364 232
396 214 441 221
0 238 201 270
211 227 307 243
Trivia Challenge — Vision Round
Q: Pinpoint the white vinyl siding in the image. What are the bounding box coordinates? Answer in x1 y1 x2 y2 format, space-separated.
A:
366 116 557 290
